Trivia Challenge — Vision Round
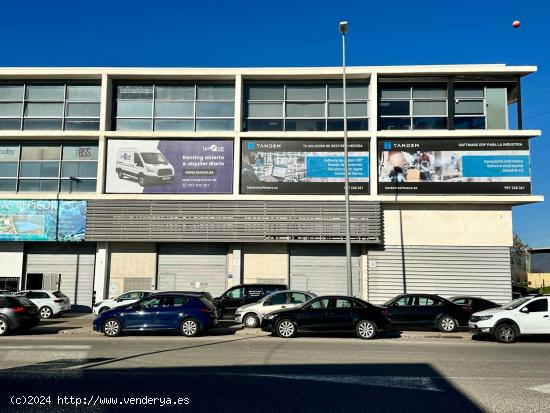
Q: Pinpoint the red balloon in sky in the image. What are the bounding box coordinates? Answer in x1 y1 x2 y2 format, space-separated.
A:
513 20 521 28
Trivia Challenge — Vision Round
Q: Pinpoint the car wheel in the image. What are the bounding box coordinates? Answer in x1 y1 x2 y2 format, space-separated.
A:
438 315 457 333
243 313 260 328
138 174 145 186
103 318 122 337
276 318 297 338
39 306 53 319
98 306 110 314
0 318 9 336
356 320 377 340
495 323 517 344
180 318 200 337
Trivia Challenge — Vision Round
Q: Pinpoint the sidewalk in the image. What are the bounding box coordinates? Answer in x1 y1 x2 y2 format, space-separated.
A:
30 314 473 340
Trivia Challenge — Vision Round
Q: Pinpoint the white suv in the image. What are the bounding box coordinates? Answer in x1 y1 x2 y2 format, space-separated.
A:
92 290 156 315
469 295 550 343
14 290 71 319
234 290 316 328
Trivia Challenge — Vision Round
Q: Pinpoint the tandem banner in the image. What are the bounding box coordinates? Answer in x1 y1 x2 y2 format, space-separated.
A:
378 139 531 194
241 139 370 194
106 139 234 194
0 200 87 242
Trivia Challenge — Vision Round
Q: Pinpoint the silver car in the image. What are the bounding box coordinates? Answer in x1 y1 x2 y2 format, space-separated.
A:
14 290 71 319
235 290 316 328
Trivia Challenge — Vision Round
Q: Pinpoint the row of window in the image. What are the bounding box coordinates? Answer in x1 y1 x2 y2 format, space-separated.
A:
0 81 511 132
0 143 98 193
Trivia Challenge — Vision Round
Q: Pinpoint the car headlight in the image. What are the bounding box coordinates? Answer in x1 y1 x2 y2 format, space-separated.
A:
264 314 276 320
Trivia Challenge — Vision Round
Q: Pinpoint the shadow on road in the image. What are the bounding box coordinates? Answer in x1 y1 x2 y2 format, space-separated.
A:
0 359 482 413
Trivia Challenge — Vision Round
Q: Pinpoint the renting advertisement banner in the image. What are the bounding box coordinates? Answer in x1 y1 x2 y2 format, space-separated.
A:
0 200 87 241
241 139 370 194
105 140 234 194
378 139 531 194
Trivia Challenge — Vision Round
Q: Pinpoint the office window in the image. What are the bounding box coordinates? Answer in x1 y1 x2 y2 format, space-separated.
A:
0 83 100 131
243 82 369 131
454 87 486 129
0 142 97 193
114 83 235 131
378 85 447 130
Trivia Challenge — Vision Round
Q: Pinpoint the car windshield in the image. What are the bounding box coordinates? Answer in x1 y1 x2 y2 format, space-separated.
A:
502 297 531 310
53 291 68 298
141 152 168 165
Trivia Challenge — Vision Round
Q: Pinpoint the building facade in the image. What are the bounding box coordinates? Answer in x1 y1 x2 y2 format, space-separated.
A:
0 65 543 310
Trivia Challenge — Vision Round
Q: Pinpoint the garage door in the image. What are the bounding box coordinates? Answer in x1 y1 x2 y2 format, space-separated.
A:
157 243 228 297
289 245 361 297
25 243 96 311
367 246 512 305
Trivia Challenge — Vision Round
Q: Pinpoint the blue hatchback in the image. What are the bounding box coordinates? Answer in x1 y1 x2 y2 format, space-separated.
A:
93 292 218 337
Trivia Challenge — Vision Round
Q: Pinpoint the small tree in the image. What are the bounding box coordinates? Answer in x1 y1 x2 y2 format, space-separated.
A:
511 234 530 286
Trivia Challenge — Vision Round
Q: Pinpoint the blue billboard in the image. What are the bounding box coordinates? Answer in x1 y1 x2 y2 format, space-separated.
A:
0 200 87 242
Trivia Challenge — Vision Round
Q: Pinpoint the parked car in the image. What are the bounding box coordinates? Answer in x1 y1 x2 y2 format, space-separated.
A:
0 294 40 336
0 290 12 295
213 284 287 319
93 290 156 315
93 292 218 337
449 296 501 314
384 294 471 333
235 290 316 328
14 290 71 319
469 295 550 343
260 295 391 340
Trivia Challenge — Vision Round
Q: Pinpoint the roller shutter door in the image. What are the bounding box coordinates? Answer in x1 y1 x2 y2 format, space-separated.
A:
157 243 228 297
290 245 361 296
367 246 512 305
25 243 96 311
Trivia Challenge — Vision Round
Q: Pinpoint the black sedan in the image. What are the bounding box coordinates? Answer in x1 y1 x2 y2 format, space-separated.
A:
260 295 391 340
384 294 471 333
0 294 40 336
449 296 501 314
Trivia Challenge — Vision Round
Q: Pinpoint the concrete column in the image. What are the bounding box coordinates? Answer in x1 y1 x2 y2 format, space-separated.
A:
0 242 24 289
93 242 109 301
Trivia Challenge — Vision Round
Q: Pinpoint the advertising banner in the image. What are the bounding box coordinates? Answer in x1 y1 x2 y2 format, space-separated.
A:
378 139 531 194
0 200 87 241
241 139 370 194
106 140 233 194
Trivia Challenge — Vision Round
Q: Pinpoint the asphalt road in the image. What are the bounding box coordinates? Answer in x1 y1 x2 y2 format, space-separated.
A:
1 328 549 413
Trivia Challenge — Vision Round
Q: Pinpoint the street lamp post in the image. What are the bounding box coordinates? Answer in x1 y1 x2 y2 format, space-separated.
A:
339 21 353 296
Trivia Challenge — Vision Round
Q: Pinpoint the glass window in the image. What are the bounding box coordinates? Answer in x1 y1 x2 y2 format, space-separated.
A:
196 85 234 100
61 162 97 178
412 88 446 99
328 84 369 100
245 85 285 101
24 103 64 117
248 103 283 118
0 162 17 177
335 299 354 308
0 103 22 117
328 102 368 117
290 293 309 304
117 85 153 100
416 297 437 306
161 296 187 307
379 100 409 116
245 119 283 131
306 298 330 309
196 102 234 117
286 85 325 100
117 101 152 117
21 145 61 160
455 88 484 98
285 119 325 131
26 85 64 100
196 119 233 131
66 85 101 101
380 88 410 99
0 119 22 130
454 117 485 129
23 119 63 130
60 179 96 192
64 119 100 131
19 162 59 178
286 103 324 117
155 85 194 100
247 287 263 298
413 100 446 116
0 179 16 192
264 293 287 306
66 102 100 117
226 287 245 299
0 85 24 100
154 119 194 131
392 297 413 306
455 100 484 115
139 297 162 309
155 102 193 117
62 145 98 161
116 118 153 130
525 299 548 313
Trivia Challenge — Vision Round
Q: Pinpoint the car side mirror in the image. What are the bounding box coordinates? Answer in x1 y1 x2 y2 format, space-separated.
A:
520 307 529 314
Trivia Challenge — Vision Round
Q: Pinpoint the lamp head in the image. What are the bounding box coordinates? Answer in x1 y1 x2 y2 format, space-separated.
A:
339 21 349 34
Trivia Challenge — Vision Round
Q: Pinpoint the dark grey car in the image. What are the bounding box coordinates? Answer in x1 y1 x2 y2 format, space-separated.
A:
0 295 40 336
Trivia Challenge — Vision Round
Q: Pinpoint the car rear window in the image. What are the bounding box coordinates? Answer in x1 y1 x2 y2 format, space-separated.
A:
53 291 68 298
10 296 34 306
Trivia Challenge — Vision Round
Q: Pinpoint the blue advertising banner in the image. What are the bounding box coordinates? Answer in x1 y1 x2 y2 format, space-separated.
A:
105 139 234 193
0 200 87 242
378 139 531 194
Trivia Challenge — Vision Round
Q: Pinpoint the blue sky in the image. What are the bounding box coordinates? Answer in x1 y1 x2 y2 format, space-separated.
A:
1 0 549 246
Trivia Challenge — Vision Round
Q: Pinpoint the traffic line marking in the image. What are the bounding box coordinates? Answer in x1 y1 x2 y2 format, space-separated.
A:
528 383 550 394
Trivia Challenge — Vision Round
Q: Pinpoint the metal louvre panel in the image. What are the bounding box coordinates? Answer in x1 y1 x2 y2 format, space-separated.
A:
157 243 227 297
25 244 96 310
290 245 361 297
85 201 382 244
367 246 512 305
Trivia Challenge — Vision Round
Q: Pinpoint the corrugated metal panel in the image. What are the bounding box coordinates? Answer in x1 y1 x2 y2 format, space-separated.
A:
290 245 361 296
86 201 382 244
157 243 228 297
25 244 96 310
367 246 512 305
